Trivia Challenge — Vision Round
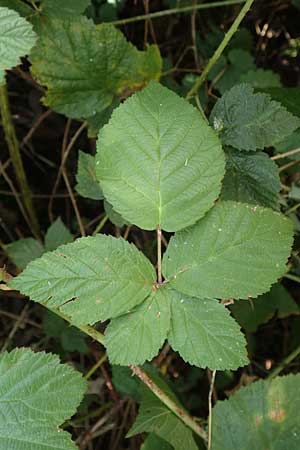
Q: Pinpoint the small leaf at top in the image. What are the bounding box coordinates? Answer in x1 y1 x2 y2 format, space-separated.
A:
11 235 156 325
96 81 225 232
0 347 86 450
44 217 74 252
167 290 248 370
75 151 103 200
163 201 294 300
29 17 162 119
221 148 281 209
211 374 300 450
210 83 300 151
0 6 37 85
39 0 90 18
105 287 171 365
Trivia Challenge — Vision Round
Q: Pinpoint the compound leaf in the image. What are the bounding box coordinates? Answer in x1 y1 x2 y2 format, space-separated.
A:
96 81 225 232
44 217 74 251
6 238 44 269
211 374 300 450
106 288 171 365
11 235 156 325
221 148 281 209
75 151 103 200
0 347 86 450
29 17 162 119
168 291 248 370
163 201 293 300
0 6 36 85
210 84 300 151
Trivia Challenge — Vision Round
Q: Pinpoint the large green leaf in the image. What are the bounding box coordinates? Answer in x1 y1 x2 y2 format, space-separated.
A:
260 87 300 118
221 148 281 209
128 380 198 450
96 81 225 232
106 288 171 365
168 291 248 370
0 347 86 450
44 217 74 251
163 201 293 300
230 283 299 332
6 237 44 269
11 235 156 325
210 84 300 151
0 6 36 85
29 17 162 119
75 151 103 200
211 374 300 450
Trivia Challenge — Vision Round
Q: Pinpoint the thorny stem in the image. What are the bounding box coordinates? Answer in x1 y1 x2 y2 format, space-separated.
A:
0 83 40 238
208 370 217 450
157 225 163 284
108 0 246 26
186 0 255 98
130 365 208 442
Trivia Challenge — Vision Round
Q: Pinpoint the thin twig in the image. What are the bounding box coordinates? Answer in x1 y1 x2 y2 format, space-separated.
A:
108 0 246 26
271 148 300 161
186 0 255 98
208 370 217 450
267 345 300 379
85 353 107 380
1 304 29 352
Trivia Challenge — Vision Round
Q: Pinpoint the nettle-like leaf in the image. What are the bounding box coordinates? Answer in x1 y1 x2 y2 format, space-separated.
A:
240 68 281 89
6 237 44 270
11 235 156 325
0 6 36 85
106 288 171 365
211 374 300 450
230 283 299 332
29 17 162 119
96 81 225 232
168 291 248 370
44 217 74 251
210 84 300 151
128 377 198 450
221 148 281 209
0 347 86 450
260 87 300 118
163 201 293 300
75 151 104 200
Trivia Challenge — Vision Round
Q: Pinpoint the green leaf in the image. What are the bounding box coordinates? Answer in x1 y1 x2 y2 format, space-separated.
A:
274 128 300 160
0 0 33 18
221 148 281 209
128 382 198 450
0 347 86 450
106 288 171 365
11 235 156 325
29 17 162 119
44 217 74 251
163 201 294 300
75 151 103 200
259 87 300 118
0 6 37 85
96 81 225 232
104 200 129 227
43 310 88 353
6 237 44 269
240 68 281 89
39 0 90 18
141 433 173 450
211 374 300 450
168 290 248 370
230 283 299 332
112 366 141 401
210 84 300 151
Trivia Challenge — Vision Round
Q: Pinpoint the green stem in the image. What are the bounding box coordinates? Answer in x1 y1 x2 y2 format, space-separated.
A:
267 345 300 380
108 0 246 26
42 303 207 442
93 214 108 236
0 83 40 238
85 353 107 379
186 0 255 98
130 365 208 442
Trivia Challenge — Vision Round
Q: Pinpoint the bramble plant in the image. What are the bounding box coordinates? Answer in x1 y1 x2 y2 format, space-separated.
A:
1 1 300 449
